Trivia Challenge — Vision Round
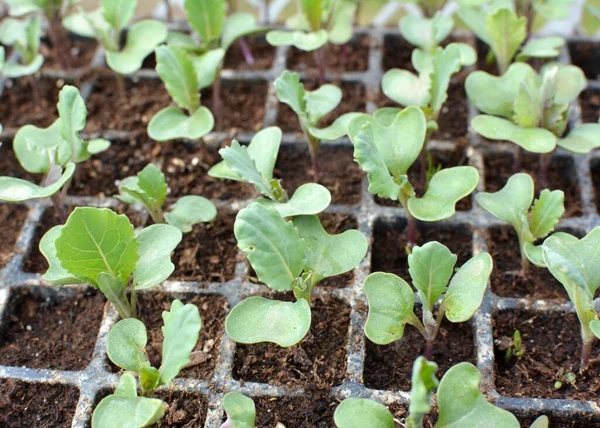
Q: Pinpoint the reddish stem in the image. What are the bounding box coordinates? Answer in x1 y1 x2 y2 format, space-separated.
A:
238 38 255 66
314 46 326 85
212 75 222 117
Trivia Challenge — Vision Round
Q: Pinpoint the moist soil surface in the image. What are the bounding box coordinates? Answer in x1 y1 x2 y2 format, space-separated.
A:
0 288 104 370
287 35 370 74
233 295 351 389
364 313 476 390
41 38 98 70
0 204 28 269
0 379 79 427
274 145 363 205
0 141 37 180
388 402 438 427
568 41 600 81
223 36 276 71
383 35 416 72
371 220 473 282
579 89 600 123
484 152 583 217
494 310 600 401
253 393 338 427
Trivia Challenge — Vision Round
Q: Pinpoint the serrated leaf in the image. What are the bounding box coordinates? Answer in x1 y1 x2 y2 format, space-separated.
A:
381 69 431 108
148 106 214 141
305 84 342 123
429 44 464 115
364 272 416 345
513 73 543 128
334 398 395 428
266 29 328 51
0 162 75 202
558 124 600 154
406 357 439 428
400 13 453 53
221 12 264 51
408 166 479 221
133 224 182 289
185 0 225 45
225 297 312 347
39 225 80 285
471 115 557 153
222 392 256 428
308 112 363 140
486 8 526 73
274 70 306 116
517 36 564 61
164 196 217 233
155 45 199 112
234 203 305 291
327 0 356 44
106 318 150 373
258 183 331 217
530 189 564 239
190 48 225 89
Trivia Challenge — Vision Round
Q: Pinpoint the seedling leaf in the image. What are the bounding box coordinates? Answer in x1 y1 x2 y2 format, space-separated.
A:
266 29 328 51
221 13 264 51
258 183 331 217
530 189 565 239
471 115 556 153
39 225 80 285
222 392 256 428
475 173 534 228
184 0 225 45
155 45 199 113
0 162 75 202
558 124 600 154
334 398 395 428
106 318 150 373
133 224 182 289
407 356 439 428
164 196 217 233
148 106 214 141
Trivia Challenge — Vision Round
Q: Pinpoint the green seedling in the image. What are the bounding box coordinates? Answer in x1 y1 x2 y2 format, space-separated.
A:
221 392 256 428
364 242 492 359
267 0 357 83
116 163 217 233
554 368 577 390
92 299 201 427
0 14 44 78
476 172 565 273
0 85 110 222
209 126 332 210
348 107 479 249
504 330 525 363
541 227 600 368
225 202 367 347
40 207 182 319
582 0 600 34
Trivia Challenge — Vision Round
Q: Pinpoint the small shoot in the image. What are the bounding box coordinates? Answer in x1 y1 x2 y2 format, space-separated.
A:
582 0 600 35
221 392 256 428
503 330 525 363
40 207 182 319
0 14 44 78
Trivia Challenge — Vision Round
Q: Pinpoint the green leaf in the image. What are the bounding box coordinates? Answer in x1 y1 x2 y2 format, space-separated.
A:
133 224 182 289
558 124 600 154
159 300 201 386
225 297 311 347
552 64 587 105
221 12 264 51
119 164 167 211
234 203 305 291
39 225 80 285
441 253 493 323
266 29 328 51
184 0 225 45
0 162 75 202
364 272 416 345
475 173 534 229
1 52 42 77
292 215 367 283
300 0 323 31
408 242 457 311
148 106 214 141
274 70 306 116
54 207 139 287
308 112 363 140
305 84 342 123
408 166 479 221
523 231 578 268
334 398 395 428
406 356 439 428
191 48 225 89
590 319 600 340
381 69 431 108
486 8 527 73
155 45 199 113
164 196 217 233
456 7 490 44
471 115 557 153
529 415 549 428
101 0 135 33
517 36 564 61
436 363 520 427
582 0 600 35
400 13 453 53
222 392 256 428
13 120 68 173
106 318 150 373
530 189 564 239
512 73 542 128
429 44 466 115
258 183 331 217
63 8 111 40
454 42 477 67
327 0 356 44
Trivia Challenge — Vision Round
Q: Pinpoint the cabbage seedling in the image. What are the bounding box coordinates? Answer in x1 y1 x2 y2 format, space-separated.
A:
0 85 110 222
0 14 44 78
92 299 201 427
221 392 256 428
116 163 217 233
40 207 182 319
266 0 357 83
476 173 565 273
581 0 600 34
225 202 368 347
364 242 492 359
348 107 479 249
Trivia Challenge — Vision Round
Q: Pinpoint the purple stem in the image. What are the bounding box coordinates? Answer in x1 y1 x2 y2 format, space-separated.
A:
314 46 326 85
238 38 255 66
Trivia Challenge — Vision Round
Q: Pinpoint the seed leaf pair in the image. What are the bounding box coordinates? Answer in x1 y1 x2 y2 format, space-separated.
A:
0 15 43 77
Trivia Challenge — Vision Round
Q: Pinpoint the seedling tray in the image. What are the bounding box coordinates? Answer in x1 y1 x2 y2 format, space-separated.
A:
1 24 600 427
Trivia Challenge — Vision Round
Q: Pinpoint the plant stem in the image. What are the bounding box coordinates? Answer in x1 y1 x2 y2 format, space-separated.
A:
164 0 172 22
514 146 523 172
28 76 41 108
581 340 593 369
116 72 126 98
423 307 445 360
539 152 553 188
148 204 165 224
301 126 321 182
238 38 255 65
399 189 417 251
314 46 327 85
130 288 137 319
212 75 222 117
50 193 68 223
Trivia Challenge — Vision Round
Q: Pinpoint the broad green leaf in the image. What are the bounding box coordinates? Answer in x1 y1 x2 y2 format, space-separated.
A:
471 115 557 153
523 231 578 268
164 196 217 233
184 0 225 45
140 366 160 393
221 13 264 51
155 45 199 112
167 30 196 47
408 242 457 311
133 224 182 289
436 363 520 427
190 48 225 89
590 319 600 340
292 215 367 283
56 85 98 163
475 173 534 228
512 73 542 128
558 124 600 154
63 8 111 40
406 357 439 428
327 0 356 44
517 36 564 61
300 0 322 31
222 392 256 428
106 318 150 373
39 225 80 285
455 42 477 66
400 13 453 53
13 120 68 173
305 84 342 123
225 297 312 347
258 183 331 217
101 0 136 33
553 64 587 105
486 8 526 72
381 69 431 108
54 207 139 287
408 166 479 221
159 300 201 385
456 7 490 44
364 272 416 345
334 398 394 428
582 0 600 35
441 253 493 323
234 203 305 291
429 44 465 115
138 164 167 206
1 54 43 77
308 112 363 140
274 70 306 116
0 162 75 202
148 106 214 141
529 416 549 428
266 29 328 51
530 189 564 239
114 372 137 397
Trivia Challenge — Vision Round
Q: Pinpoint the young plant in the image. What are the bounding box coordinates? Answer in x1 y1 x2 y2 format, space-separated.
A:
503 330 525 363
221 392 256 428
541 227 600 368
40 207 182 319
582 0 600 35
116 163 217 233
0 85 110 222
266 0 358 83
225 202 368 347
0 14 44 78
92 299 201 427
476 172 565 273
348 107 479 249
364 242 492 359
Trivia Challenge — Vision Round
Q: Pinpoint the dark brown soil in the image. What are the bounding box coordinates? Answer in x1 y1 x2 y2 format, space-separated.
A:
0 204 28 269
233 295 351 389
0 379 79 427
383 35 415 72
364 312 475 390
41 38 98 70
494 310 600 401
0 78 64 129
579 89 600 123
85 78 171 136
484 153 583 217
569 41 600 81
591 159 600 214
388 402 438 427
253 393 338 427
432 83 469 143
0 141 37 180
371 220 473 281
274 145 363 205
518 415 600 427
487 227 569 299
0 288 104 370
287 35 370 74
171 207 239 282
224 36 276 71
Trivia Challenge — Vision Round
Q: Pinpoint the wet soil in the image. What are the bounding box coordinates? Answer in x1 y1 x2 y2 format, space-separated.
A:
253 393 338 427
579 89 600 123
224 36 276 71
568 41 600 81
0 204 28 269
0 78 65 129
41 38 98 70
